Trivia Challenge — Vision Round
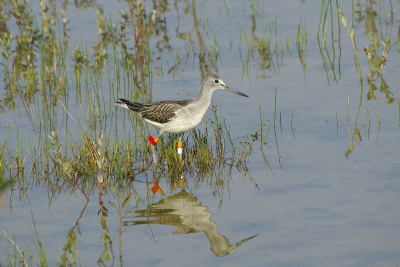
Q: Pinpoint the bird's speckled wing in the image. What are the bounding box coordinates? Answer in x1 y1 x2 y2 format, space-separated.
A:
140 99 193 124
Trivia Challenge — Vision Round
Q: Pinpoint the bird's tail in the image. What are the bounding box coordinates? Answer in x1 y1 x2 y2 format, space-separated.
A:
115 98 144 112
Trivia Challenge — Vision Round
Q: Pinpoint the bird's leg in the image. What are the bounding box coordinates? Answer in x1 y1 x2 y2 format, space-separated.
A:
177 135 186 187
151 145 157 165
150 133 162 165
178 135 182 161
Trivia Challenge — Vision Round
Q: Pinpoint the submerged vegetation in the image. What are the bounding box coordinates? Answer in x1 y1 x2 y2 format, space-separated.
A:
0 0 399 265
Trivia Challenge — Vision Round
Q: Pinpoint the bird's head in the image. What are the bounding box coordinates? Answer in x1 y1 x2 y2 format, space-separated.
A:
202 74 248 97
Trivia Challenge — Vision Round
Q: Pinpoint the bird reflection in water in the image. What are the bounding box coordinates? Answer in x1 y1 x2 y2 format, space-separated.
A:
124 189 258 257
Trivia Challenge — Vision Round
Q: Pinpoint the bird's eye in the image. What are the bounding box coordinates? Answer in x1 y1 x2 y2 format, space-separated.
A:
214 80 219 83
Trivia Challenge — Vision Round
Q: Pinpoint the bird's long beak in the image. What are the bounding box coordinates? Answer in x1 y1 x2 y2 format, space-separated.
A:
224 85 249 97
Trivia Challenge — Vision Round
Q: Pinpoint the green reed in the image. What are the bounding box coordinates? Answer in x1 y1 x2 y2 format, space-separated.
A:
2 213 50 267
317 0 342 85
337 5 362 81
3 230 28 266
296 16 307 75
237 3 285 78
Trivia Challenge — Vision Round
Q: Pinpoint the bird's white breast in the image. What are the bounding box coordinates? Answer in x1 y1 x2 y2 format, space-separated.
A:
163 101 210 134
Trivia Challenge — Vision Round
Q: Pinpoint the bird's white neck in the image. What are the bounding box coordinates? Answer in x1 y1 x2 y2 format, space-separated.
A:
196 86 214 106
